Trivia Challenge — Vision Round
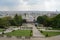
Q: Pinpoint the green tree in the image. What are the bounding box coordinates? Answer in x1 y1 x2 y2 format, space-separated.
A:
51 14 60 28
37 16 45 24
37 15 52 27
9 19 16 26
0 16 11 28
14 14 22 29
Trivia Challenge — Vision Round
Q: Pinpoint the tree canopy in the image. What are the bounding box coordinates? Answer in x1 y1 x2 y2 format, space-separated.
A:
0 16 11 28
37 14 60 28
0 14 23 28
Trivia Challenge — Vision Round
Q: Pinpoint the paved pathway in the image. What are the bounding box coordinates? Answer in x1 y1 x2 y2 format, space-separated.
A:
26 23 45 38
0 35 60 40
39 29 60 32
0 27 20 34
46 35 60 40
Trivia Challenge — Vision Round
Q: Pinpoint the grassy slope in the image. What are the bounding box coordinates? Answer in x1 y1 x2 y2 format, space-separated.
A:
42 31 60 37
5 30 32 36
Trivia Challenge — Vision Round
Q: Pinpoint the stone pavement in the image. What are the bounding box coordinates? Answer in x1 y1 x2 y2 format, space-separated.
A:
46 35 60 40
26 23 45 38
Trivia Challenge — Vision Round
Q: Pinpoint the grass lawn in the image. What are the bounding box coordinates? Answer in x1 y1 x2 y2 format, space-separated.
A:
0 28 4 32
41 31 60 37
5 30 32 36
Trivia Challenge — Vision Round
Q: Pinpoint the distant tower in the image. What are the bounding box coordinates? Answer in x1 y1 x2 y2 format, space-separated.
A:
56 10 58 14
56 10 57 12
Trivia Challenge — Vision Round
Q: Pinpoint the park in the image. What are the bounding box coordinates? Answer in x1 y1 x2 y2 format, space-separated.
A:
0 13 60 40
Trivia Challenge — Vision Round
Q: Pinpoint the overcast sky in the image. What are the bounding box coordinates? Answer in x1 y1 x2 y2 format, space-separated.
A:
0 0 60 11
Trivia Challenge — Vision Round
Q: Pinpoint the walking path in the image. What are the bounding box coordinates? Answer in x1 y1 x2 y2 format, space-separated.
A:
27 23 45 38
39 29 60 32
0 27 20 34
0 25 32 34
46 35 60 40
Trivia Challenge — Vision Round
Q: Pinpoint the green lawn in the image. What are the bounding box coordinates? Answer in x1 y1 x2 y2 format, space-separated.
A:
0 28 4 32
5 30 32 36
41 31 60 37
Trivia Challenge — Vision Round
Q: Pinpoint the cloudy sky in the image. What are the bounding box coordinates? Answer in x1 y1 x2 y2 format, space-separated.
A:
0 0 60 11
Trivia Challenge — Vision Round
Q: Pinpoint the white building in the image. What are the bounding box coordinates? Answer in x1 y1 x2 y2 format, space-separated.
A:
22 14 34 22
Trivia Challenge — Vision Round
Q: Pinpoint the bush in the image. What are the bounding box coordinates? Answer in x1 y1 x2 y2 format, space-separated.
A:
30 30 33 36
45 34 49 37
12 30 15 32
30 30 32 36
35 24 37 27
2 32 4 34
40 30 43 33
31 30 32 33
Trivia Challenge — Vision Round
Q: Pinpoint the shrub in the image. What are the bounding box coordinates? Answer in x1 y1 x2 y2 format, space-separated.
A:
40 30 43 33
45 34 49 37
30 30 32 37
2 32 4 34
12 30 15 32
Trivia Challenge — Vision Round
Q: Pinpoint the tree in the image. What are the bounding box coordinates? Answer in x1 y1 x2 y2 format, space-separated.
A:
14 14 23 29
0 16 11 29
9 19 16 26
37 15 52 27
51 14 60 28
37 16 45 24
42 15 49 26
